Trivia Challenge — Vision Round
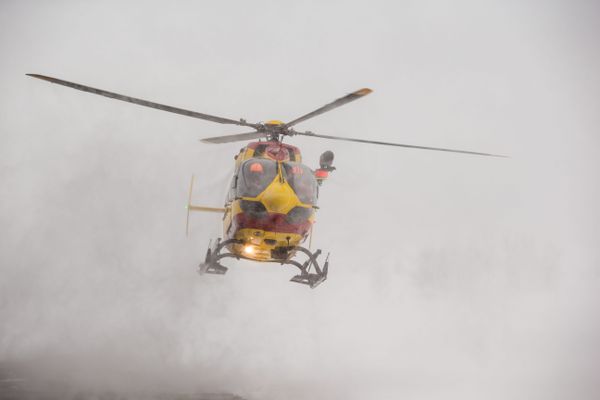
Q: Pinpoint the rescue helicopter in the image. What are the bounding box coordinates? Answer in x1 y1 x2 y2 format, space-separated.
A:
27 74 505 288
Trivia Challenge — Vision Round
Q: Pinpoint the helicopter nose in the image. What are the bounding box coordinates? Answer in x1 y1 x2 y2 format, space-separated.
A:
260 181 297 214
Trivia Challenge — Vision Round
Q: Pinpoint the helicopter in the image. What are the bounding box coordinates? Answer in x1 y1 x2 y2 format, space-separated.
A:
27 74 505 288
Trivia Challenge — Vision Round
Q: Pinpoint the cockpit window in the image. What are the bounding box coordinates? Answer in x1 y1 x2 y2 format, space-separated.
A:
237 159 277 198
282 162 317 204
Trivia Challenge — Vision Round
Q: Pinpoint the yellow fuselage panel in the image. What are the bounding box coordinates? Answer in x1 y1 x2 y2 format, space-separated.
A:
258 180 297 214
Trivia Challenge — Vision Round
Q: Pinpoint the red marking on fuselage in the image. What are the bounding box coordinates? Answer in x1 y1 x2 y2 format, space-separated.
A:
246 141 301 162
233 212 311 236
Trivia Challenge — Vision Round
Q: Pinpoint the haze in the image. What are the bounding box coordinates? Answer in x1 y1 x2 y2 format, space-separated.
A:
1 1 599 399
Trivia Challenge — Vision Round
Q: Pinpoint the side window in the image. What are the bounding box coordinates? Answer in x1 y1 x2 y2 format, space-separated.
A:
227 173 238 202
282 162 317 204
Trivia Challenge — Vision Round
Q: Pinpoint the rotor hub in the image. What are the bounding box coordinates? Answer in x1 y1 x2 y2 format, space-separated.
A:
265 120 284 126
261 120 289 141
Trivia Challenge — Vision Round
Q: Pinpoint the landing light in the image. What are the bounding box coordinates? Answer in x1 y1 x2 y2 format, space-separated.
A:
244 245 255 255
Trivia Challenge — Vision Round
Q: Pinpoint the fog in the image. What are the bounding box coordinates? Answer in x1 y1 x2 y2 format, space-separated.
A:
1 1 599 399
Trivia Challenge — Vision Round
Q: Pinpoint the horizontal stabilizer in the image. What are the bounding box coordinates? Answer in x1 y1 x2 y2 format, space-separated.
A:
187 205 226 213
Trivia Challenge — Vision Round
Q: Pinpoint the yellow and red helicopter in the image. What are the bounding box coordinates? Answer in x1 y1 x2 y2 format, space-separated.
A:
27 74 504 288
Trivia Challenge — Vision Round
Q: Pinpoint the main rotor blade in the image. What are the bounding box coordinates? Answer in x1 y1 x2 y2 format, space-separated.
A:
284 88 373 128
294 131 507 158
200 131 268 144
26 74 258 128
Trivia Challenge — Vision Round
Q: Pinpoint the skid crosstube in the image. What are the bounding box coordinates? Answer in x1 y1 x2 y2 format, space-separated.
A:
197 238 329 289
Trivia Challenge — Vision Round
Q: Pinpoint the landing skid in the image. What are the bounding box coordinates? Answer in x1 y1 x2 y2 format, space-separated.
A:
198 238 329 289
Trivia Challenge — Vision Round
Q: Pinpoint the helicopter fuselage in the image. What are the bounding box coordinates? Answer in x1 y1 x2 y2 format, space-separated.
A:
222 141 318 262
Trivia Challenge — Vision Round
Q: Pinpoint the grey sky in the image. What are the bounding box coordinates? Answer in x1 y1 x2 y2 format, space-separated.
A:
1 1 599 399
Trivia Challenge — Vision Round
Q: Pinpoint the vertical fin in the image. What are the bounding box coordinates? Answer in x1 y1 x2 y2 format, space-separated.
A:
186 175 195 236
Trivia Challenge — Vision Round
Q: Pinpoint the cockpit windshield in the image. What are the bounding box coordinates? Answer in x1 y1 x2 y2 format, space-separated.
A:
238 159 278 198
237 159 317 204
282 162 317 204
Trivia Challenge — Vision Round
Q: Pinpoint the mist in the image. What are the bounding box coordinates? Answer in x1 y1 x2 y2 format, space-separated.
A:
1 1 599 399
